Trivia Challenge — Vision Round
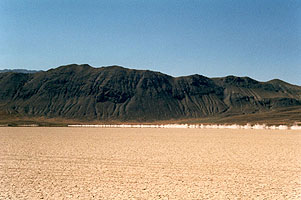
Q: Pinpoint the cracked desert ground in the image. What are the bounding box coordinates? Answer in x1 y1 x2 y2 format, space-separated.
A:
0 127 300 199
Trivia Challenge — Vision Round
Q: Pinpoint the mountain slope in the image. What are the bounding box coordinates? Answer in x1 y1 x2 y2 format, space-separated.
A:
0 64 300 123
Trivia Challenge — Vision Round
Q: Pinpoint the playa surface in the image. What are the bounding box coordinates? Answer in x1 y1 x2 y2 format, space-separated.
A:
0 127 300 199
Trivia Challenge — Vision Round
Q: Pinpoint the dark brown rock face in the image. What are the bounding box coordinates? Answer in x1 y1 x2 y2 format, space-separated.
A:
0 64 300 121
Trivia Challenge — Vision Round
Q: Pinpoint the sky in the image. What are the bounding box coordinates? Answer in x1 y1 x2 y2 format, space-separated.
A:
0 0 300 85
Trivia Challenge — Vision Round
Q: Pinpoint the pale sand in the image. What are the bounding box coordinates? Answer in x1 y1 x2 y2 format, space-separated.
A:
0 128 300 199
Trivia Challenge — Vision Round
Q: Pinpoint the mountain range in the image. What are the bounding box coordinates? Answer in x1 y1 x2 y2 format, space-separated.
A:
0 69 41 74
0 64 300 126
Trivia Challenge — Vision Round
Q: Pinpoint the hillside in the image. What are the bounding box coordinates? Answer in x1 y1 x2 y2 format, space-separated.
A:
0 64 300 125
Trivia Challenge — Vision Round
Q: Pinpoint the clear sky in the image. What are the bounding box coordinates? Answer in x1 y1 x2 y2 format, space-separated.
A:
0 0 300 85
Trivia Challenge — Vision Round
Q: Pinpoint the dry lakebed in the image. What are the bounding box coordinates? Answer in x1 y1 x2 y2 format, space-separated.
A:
0 127 300 199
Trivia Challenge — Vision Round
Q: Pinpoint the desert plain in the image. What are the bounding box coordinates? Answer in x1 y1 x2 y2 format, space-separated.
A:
0 127 300 199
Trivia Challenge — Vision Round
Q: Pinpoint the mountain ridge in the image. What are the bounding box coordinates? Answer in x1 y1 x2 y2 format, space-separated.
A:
0 64 300 125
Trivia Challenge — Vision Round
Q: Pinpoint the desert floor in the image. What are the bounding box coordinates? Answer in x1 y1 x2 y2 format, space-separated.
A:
0 127 300 199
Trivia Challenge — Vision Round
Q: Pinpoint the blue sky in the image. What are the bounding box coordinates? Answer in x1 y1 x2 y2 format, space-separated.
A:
0 0 300 85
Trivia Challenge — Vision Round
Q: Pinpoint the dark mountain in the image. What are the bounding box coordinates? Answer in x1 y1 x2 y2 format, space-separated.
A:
0 69 41 74
0 64 300 124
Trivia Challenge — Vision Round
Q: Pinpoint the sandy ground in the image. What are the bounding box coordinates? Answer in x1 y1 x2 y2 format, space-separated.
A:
0 128 300 199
